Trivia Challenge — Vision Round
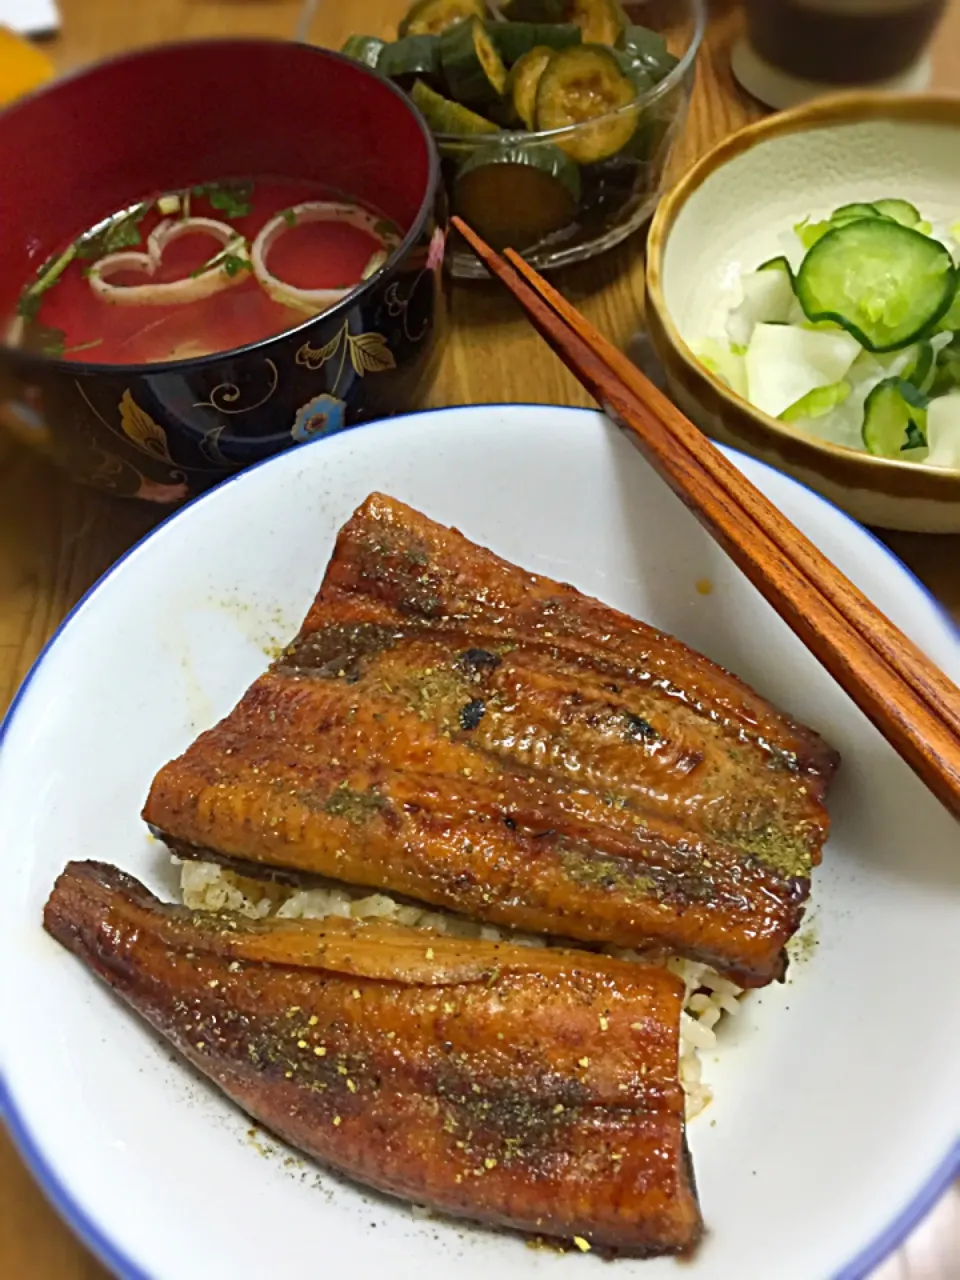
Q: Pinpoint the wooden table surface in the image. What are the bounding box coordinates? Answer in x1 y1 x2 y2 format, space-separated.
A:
1 1 958 1276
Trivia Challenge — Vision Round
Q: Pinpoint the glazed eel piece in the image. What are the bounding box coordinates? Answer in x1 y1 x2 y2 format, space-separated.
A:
144 494 840 988
44 861 702 1257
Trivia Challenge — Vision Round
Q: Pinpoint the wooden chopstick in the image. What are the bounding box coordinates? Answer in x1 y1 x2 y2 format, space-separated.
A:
452 216 960 821
503 246 960 744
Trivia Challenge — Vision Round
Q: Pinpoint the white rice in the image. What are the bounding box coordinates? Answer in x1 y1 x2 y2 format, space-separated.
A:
179 861 743 1119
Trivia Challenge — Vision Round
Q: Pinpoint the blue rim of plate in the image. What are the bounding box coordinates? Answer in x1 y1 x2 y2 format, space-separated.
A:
0 404 957 1280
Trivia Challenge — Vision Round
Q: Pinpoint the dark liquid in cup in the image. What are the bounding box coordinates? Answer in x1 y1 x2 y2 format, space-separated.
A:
745 0 946 85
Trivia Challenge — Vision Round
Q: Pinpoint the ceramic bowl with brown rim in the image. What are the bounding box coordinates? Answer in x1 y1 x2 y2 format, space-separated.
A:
645 94 960 533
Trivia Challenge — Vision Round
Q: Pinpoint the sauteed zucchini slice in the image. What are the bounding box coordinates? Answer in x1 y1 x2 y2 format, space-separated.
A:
566 0 624 46
485 20 581 64
510 45 557 128
411 78 499 134
535 45 639 163
378 35 442 84
617 24 679 82
340 35 387 69
399 0 485 37
440 16 509 106
453 141 580 248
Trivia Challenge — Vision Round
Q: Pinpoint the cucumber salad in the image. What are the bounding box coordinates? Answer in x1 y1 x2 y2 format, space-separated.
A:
694 199 960 469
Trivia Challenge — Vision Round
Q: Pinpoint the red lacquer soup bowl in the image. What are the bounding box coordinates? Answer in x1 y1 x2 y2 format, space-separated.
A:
0 39 446 502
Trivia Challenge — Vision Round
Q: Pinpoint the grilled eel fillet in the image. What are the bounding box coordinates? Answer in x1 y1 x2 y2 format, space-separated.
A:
44 860 703 1257
144 494 840 988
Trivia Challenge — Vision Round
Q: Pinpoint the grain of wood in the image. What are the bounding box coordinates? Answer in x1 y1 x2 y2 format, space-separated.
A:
0 1 956 1276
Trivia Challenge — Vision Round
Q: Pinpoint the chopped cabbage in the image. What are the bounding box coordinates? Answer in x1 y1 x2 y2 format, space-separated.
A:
745 324 860 419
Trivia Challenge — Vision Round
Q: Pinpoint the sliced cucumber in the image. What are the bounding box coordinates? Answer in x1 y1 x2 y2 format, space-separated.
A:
453 141 580 249
745 322 861 419
535 44 639 164
411 78 499 135
796 218 958 353
509 45 556 129
862 377 928 457
871 198 922 228
832 202 882 222
440 16 509 106
617 24 678 83
340 35 387 69
902 339 934 389
794 205 893 251
485 21 581 65
379 34 441 84
400 0 485 37
795 218 833 251
566 0 625 45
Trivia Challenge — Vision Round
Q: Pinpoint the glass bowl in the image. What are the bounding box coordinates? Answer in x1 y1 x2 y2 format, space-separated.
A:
306 0 706 277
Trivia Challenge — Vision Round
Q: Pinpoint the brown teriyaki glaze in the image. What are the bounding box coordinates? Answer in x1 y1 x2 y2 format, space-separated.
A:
143 494 839 987
44 860 703 1257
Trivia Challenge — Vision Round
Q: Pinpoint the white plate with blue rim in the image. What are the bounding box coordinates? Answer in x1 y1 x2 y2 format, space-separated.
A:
0 404 958 1280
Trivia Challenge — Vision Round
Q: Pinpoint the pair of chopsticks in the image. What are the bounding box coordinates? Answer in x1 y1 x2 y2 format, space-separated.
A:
452 216 960 823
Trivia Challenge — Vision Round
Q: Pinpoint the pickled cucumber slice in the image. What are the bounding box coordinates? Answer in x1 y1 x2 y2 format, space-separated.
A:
399 0 485 37
566 0 624 45
340 35 387 69
796 218 958 352
902 340 934 389
485 21 581 65
862 377 928 456
535 44 639 164
379 35 442 84
831 202 883 223
871 198 922 228
510 45 556 129
411 79 499 135
440 16 509 106
453 141 580 249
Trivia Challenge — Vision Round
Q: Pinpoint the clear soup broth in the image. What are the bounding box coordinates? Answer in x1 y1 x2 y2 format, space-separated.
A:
5 178 402 365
